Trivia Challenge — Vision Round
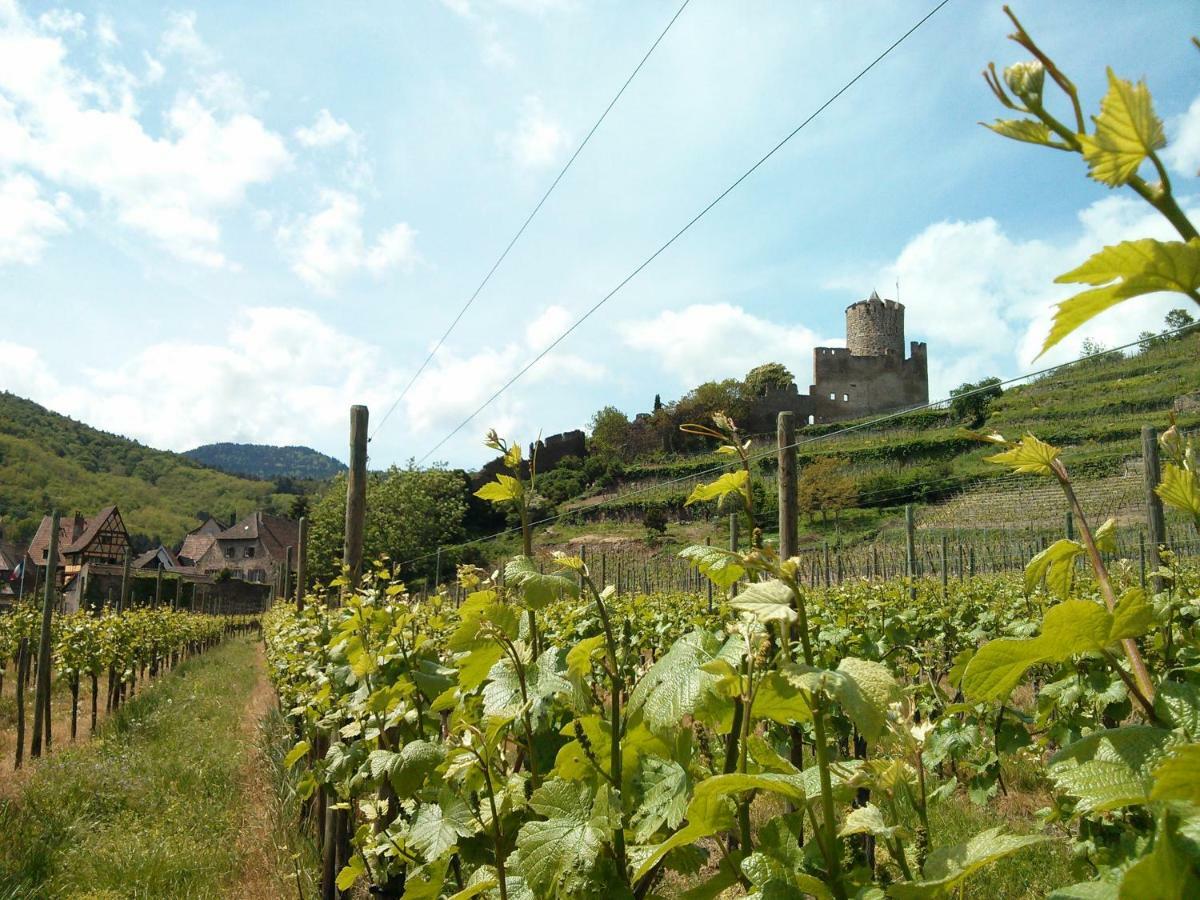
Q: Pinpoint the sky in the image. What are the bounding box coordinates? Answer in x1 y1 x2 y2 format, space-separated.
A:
0 0 1197 471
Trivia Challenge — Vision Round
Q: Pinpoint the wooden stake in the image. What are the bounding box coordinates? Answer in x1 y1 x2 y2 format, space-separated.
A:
777 412 798 561
296 516 308 613
1142 425 1167 594
31 511 59 758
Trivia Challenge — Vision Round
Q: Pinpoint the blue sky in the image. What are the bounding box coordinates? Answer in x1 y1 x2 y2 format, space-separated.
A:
0 0 1197 470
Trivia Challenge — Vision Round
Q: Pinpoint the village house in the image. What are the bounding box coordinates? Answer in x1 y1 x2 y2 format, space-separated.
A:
27 506 131 587
184 511 299 584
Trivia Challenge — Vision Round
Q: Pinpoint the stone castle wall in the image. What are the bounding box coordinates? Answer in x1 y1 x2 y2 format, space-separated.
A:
845 297 904 357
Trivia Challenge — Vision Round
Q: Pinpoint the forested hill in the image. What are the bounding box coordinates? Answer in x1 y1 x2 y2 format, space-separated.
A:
185 442 347 481
0 392 299 546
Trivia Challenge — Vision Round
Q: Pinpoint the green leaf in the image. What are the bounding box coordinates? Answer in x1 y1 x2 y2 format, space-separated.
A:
684 470 749 507
835 657 902 742
410 790 476 860
1154 681 1200 739
504 555 579 609
1110 587 1154 642
632 792 735 884
1049 725 1180 815
474 474 523 503
626 630 741 733
887 827 1048 898
1150 744 1200 804
985 434 1060 476
962 600 1113 702
389 740 446 798
1025 539 1083 598
729 579 797 625
457 644 503 692
691 771 807 805
1118 817 1200 899
336 854 366 892
631 757 690 842
1077 69 1166 187
1047 882 1118 900
403 856 451 900
984 118 1067 148
1043 239 1200 356
751 671 812 725
566 635 606 679
839 803 904 840
514 779 606 898
679 544 745 590
283 740 310 770
1157 463 1200 525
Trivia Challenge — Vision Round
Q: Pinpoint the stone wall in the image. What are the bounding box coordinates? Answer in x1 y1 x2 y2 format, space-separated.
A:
810 339 927 422
845 296 905 357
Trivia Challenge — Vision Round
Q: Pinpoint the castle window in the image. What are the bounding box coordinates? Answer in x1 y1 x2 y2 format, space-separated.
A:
842 393 849 402
808 415 815 425
829 392 836 400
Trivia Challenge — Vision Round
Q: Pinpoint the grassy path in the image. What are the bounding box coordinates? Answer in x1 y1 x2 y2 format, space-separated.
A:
0 634 294 899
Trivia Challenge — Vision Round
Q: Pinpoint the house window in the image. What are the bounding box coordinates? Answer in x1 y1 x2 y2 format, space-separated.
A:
225 547 236 559
244 546 255 559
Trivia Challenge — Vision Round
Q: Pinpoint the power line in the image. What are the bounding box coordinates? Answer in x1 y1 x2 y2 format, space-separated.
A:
395 322 1192 570
415 0 953 465
368 0 694 443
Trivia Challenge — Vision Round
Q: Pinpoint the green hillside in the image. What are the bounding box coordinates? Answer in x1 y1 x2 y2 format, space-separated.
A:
185 442 346 481
0 392 301 547
560 330 1200 535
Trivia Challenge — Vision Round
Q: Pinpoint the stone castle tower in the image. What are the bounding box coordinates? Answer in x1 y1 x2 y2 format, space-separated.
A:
744 291 928 430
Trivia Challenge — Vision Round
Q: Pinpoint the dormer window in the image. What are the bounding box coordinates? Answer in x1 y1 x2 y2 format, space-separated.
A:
225 547 236 559
244 547 255 559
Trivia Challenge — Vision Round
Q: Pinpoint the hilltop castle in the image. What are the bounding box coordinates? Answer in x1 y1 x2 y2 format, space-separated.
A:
742 292 928 431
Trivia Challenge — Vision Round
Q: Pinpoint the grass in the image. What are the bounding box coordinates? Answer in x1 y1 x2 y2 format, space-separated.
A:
0 635 270 899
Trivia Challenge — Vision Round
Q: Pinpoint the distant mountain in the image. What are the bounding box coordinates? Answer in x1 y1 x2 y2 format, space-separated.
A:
0 392 299 545
185 442 347 481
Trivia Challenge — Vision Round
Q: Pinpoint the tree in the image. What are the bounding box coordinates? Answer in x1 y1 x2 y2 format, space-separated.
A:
589 406 634 463
743 362 795 397
306 464 468 584
949 377 1003 424
796 456 856 525
1165 308 1196 333
1137 330 1159 353
289 494 311 521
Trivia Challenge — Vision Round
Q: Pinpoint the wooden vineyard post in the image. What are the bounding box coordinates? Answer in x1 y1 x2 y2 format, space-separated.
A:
823 542 831 588
155 565 164 607
14 637 29 768
1142 425 1167 595
777 413 798 562
31 511 59 759
120 548 131 612
1065 509 1075 540
905 505 917 602
296 517 308 613
342 405 369 596
324 405 367 900
1139 530 1147 588
941 534 949 599
728 513 740 598
283 546 293 604
705 538 714 612
174 575 182 611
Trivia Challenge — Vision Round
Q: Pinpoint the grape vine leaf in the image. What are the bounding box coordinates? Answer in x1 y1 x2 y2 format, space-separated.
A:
679 543 746 590
1149 744 1200 805
1044 239 1200 356
626 630 741 733
514 779 606 898
474 474 524 503
729 579 797 625
1117 817 1200 899
1077 69 1165 187
985 434 1060 475
983 118 1067 148
684 470 749 507
504 555 579 609
631 757 690 842
887 827 1048 898
1049 725 1180 815
410 790 476 860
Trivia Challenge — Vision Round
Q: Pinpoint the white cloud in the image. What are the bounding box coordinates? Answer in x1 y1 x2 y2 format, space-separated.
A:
0 172 70 264
94 12 117 47
295 109 355 148
619 303 833 387
0 3 291 267
1165 94 1200 176
402 305 604 439
277 190 418 292
37 9 83 35
0 308 406 452
834 194 1199 401
159 11 214 64
501 95 568 168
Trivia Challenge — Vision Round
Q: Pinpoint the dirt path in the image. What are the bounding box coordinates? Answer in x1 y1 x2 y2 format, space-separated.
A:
231 641 297 899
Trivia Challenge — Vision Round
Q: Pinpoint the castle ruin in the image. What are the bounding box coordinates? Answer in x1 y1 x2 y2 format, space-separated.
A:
744 292 928 431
